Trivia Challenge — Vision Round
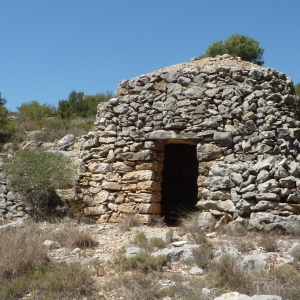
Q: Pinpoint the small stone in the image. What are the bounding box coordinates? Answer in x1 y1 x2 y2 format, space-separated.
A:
189 266 204 275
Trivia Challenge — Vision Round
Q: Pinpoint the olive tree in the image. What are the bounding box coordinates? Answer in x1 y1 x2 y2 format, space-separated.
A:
3 150 75 219
199 34 264 65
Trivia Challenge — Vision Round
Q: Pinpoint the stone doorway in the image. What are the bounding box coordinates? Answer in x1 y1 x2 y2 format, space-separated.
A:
161 143 199 224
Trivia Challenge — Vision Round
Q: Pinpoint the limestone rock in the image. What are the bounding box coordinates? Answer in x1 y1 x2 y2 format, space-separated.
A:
56 134 76 150
196 200 235 213
123 170 154 182
203 177 235 190
197 144 223 162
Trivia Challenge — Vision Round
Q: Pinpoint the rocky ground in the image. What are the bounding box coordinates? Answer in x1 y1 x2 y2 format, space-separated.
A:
19 217 298 300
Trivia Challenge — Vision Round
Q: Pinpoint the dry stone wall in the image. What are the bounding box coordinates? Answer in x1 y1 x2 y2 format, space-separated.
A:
77 54 300 230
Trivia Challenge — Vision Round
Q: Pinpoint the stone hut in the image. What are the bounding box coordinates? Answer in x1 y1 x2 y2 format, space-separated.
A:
77 54 300 229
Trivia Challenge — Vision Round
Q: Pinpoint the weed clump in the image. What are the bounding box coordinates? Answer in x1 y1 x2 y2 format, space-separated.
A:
118 213 141 232
258 233 278 252
0 262 95 299
192 244 214 269
132 231 167 252
0 221 48 280
114 251 167 273
180 212 209 244
47 222 98 248
0 220 96 299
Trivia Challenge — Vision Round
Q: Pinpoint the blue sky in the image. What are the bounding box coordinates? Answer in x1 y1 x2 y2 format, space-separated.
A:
1 0 300 112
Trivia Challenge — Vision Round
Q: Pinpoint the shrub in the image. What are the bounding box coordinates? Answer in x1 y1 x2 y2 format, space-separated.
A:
114 251 167 273
236 239 256 253
148 237 167 250
132 231 167 251
258 233 278 252
17 100 54 129
3 150 75 220
206 254 251 294
133 231 148 248
192 244 214 269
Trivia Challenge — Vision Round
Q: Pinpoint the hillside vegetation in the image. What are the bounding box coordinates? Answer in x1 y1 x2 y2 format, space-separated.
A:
0 90 112 148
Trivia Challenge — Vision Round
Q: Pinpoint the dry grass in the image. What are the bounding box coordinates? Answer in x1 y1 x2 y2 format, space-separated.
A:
0 219 97 299
101 272 162 300
0 262 95 300
102 271 211 300
149 215 166 227
0 220 48 280
179 212 209 245
206 254 253 295
46 221 98 248
192 244 214 269
118 213 141 232
235 239 256 253
216 220 249 237
257 233 278 252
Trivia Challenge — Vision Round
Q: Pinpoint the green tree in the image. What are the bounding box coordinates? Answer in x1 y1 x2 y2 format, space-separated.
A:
199 34 264 65
82 92 113 117
56 99 73 119
0 92 16 143
57 90 113 119
3 150 75 219
17 100 53 122
0 92 8 128
295 83 300 97
0 92 7 107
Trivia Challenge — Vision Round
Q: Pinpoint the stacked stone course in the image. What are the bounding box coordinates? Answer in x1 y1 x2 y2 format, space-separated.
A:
77 54 300 229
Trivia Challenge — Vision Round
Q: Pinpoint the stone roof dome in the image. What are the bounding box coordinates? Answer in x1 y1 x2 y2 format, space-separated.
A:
77 54 300 230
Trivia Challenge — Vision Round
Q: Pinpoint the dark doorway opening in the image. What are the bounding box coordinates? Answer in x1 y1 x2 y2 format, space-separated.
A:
161 144 199 225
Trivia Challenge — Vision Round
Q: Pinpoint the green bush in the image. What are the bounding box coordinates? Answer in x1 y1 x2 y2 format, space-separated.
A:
133 231 148 248
114 251 167 273
295 83 300 97
132 231 167 251
206 254 250 293
17 100 54 129
199 34 264 65
38 116 95 142
3 150 75 219
0 121 25 145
